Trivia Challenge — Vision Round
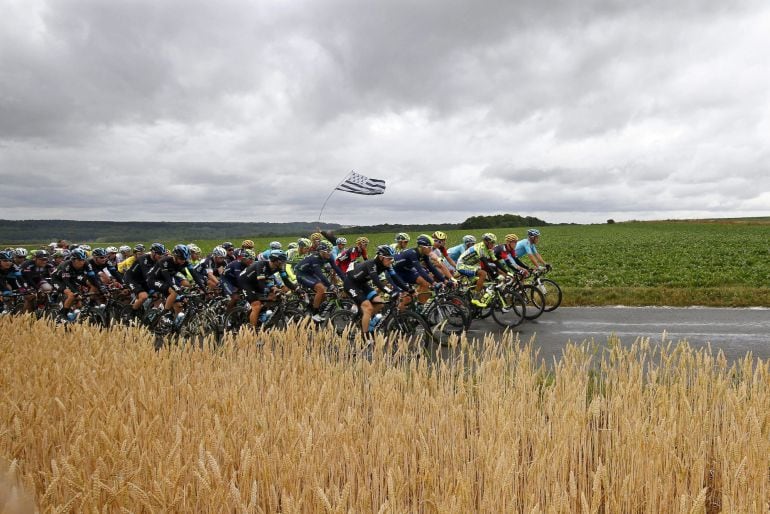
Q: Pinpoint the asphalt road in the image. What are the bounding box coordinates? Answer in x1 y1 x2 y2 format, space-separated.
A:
464 306 770 364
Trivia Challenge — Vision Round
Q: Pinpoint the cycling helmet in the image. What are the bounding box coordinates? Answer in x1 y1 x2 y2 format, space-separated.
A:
211 246 227 258
79 244 91 251
241 239 254 249
310 232 322 242
355 237 369 246
70 248 87 260
33 249 49 259
92 248 108 257
105 246 118 254
14 248 28 258
527 229 541 238
395 232 411 242
504 234 519 244
297 238 312 248
432 231 447 241
269 241 282 250
269 249 287 262
188 244 202 255
172 244 191 261
482 233 497 244
150 243 166 254
287 242 298 250
133 244 146 252
376 245 396 257
462 235 476 245
53 250 65 258
317 240 333 253
118 245 131 254
241 248 256 260
416 235 433 247
0 251 13 261
335 237 347 245
222 242 234 250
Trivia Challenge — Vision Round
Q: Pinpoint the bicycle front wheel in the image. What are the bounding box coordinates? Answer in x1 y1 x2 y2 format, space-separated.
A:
519 284 545 320
383 311 433 350
424 299 469 345
538 279 562 312
491 290 526 328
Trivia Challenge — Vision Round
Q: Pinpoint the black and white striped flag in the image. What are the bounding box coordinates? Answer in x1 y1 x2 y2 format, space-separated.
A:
335 171 386 196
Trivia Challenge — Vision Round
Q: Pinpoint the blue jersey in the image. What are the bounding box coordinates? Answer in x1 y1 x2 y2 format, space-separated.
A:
447 244 466 263
514 239 537 259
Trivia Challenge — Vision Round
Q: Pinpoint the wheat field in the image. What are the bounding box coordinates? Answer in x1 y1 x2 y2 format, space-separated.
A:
1 315 769 513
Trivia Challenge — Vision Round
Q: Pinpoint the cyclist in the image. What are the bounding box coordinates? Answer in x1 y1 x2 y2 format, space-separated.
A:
13 248 28 268
389 233 411 253
118 244 145 274
393 234 446 301
221 248 256 310
336 236 369 273
457 233 498 307
89 248 123 287
234 239 255 259
493 234 530 278
1 250 28 312
51 248 106 321
221 242 236 263
146 244 207 322
448 235 476 265
294 240 345 322
429 231 457 281
343 245 411 335
195 246 228 289
105 247 119 267
116 245 132 264
515 229 550 271
258 241 283 262
238 249 297 328
332 237 347 260
122 243 164 318
19 249 54 311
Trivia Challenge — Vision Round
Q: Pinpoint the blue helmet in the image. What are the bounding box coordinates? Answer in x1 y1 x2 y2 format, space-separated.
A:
527 229 541 238
150 242 166 254
0 250 13 261
70 248 87 260
269 249 287 262
91 248 108 257
173 244 191 261
376 245 396 257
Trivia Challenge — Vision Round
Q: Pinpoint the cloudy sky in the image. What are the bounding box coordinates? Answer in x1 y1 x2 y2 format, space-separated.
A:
1 0 769 225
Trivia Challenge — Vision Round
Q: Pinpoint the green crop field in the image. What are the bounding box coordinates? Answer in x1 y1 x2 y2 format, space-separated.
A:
4 219 769 307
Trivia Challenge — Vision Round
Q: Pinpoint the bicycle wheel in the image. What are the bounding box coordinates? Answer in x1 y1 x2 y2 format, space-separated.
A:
538 279 563 312
490 290 526 328
383 310 433 350
264 306 306 330
424 299 469 345
222 307 250 335
328 309 359 337
518 284 545 320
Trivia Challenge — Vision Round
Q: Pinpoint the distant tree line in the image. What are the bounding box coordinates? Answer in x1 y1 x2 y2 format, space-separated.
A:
0 214 550 244
459 214 549 229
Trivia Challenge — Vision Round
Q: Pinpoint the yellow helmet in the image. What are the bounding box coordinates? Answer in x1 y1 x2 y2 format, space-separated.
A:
241 239 254 249
310 232 322 242
504 234 518 244
356 237 369 246
432 231 447 241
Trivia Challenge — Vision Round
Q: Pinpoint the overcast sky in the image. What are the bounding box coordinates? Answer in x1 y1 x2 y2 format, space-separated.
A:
1 0 769 225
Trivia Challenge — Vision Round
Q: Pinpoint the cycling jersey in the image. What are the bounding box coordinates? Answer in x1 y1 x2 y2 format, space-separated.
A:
221 260 247 296
0 264 27 294
336 246 368 273
294 253 345 289
117 255 136 273
393 248 444 285
447 244 467 264
20 260 54 290
88 257 123 282
146 256 206 294
194 256 226 278
51 259 102 292
457 242 495 267
514 239 537 259
238 260 296 301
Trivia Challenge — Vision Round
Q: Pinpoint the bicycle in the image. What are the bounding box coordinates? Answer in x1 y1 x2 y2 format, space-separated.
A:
528 267 562 312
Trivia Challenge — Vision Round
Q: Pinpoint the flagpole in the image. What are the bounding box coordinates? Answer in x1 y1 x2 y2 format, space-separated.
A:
317 170 354 223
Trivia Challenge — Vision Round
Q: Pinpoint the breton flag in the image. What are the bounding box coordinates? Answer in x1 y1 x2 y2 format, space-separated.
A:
335 171 386 196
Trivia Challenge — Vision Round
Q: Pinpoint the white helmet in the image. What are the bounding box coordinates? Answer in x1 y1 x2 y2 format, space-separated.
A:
269 241 282 250
105 246 118 254
118 245 131 253
212 246 227 258
188 244 202 254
